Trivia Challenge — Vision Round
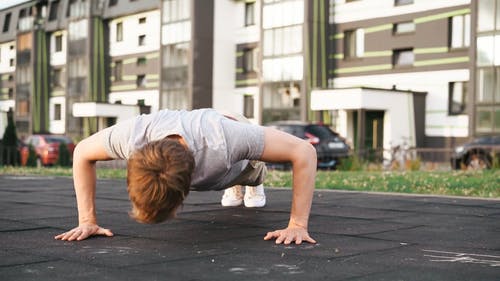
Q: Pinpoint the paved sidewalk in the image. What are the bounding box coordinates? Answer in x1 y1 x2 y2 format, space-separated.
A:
0 175 499 280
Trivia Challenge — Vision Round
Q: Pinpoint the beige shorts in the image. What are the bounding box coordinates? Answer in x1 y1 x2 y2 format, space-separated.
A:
219 110 267 188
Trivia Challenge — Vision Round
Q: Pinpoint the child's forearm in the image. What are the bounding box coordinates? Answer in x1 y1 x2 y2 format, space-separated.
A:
289 144 317 229
72 149 98 225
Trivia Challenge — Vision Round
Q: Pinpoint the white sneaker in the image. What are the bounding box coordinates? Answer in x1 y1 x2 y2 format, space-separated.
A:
221 186 243 207
244 184 266 208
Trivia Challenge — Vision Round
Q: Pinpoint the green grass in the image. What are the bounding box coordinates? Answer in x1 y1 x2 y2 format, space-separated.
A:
1 166 498 198
266 170 500 198
0 166 126 179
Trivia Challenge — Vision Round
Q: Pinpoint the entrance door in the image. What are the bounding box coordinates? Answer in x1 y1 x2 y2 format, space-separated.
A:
364 111 384 159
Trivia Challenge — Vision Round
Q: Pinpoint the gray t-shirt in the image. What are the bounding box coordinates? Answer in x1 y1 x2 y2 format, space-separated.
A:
101 108 265 191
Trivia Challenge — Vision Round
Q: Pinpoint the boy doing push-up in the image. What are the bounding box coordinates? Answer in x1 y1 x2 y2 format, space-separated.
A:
55 108 317 245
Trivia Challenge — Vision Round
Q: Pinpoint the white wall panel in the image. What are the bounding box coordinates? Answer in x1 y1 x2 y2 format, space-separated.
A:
109 10 160 57
0 41 15 74
333 0 471 23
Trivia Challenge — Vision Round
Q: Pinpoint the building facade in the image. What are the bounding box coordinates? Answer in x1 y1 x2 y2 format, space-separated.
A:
0 0 497 154
313 0 496 152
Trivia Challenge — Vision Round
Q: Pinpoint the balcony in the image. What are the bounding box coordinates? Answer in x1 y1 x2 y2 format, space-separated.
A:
18 17 34 32
69 1 89 19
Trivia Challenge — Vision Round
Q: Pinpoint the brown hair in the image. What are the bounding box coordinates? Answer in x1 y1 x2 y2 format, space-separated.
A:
127 137 194 224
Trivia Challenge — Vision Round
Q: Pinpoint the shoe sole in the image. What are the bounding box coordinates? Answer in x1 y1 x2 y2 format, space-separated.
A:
244 199 266 208
221 199 243 207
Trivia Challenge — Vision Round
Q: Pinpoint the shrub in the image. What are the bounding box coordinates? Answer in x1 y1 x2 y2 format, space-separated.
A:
56 142 71 167
492 154 500 170
406 157 422 171
26 145 38 167
337 154 364 171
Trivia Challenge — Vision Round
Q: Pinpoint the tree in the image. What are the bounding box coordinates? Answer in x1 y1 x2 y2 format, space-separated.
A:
1 109 20 166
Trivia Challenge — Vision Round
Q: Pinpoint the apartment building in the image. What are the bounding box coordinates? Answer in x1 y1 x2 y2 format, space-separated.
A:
311 0 475 153
475 0 500 136
0 0 496 153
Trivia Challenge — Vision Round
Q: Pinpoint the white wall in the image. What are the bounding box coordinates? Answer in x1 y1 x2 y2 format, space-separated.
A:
50 30 67 66
72 102 140 123
311 88 415 149
49 96 65 134
212 0 241 117
0 41 16 74
108 90 159 113
212 0 262 123
109 10 160 57
332 0 471 23
333 69 470 137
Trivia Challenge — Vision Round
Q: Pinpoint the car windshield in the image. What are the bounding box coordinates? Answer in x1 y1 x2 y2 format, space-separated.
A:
306 125 339 139
45 136 71 144
275 125 306 137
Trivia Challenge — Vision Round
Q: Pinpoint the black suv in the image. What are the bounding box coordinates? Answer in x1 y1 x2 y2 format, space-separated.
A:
267 121 350 169
450 135 500 170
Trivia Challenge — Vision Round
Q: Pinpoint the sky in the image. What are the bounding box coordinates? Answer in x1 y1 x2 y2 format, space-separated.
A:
0 0 30 10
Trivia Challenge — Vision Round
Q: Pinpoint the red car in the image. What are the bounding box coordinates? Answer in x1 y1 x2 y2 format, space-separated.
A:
21 135 75 166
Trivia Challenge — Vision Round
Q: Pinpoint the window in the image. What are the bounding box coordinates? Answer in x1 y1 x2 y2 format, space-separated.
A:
477 36 495 66
395 0 413 6
163 43 189 67
52 69 62 87
55 34 63 52
68 57 87 77
18 33 32 51
245 2 255 26
139 17 146 24
17 100 29 117
243 95 254 118
243 48 258 73
163 0 190 23
476 107 493 132
138 35 146 46
49 1 60 21
136 74 146 87
477 68 496 103
450 14 470 49
394 21 415 34
478 0 495 32
54 104 62 121
114 60 122 81
3 13 11 32
449 82 467 115
137 57 147 66
344 29 364 58
109 0 118 6
393 48 414 66
68 19 88 40
116 22 123 42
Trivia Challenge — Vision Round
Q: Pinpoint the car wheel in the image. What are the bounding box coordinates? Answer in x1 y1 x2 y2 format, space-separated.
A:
465 153 491 170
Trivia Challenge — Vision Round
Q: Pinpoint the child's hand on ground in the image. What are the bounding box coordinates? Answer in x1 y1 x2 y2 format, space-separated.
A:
264 225 316 245
54 223 114 241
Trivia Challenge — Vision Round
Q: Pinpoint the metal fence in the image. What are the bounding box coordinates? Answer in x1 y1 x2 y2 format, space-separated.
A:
353 147 455 171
